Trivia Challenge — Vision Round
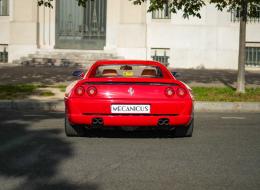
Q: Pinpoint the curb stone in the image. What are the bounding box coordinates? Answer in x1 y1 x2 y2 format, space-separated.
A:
195 101 260 112
0 100 64 112
0 100 260 112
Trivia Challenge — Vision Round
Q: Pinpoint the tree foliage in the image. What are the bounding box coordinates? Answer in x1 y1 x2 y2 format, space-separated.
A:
37 0 53 8
210 0 260 18
131 0 259 19
77 0 95 7
132 0 206 18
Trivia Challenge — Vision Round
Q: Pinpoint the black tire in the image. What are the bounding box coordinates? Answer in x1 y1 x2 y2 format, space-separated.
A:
65 115 85 137
174 118 194 137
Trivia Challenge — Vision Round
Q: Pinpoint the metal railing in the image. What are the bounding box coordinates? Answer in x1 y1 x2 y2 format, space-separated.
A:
0 0 9 16
246 47 260 67
151 49 170 67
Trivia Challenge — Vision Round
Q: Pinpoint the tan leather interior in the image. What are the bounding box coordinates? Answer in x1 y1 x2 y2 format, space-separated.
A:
141 69 157 77
120 65 133 70
102 69 118 77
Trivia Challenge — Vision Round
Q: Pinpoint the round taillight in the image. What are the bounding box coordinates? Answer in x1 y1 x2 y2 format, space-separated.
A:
165 87 175 97
87 86 97 96
177 87 187 97
75 86 85 96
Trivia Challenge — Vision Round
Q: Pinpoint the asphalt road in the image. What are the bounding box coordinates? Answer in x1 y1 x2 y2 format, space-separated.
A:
0 111 259 190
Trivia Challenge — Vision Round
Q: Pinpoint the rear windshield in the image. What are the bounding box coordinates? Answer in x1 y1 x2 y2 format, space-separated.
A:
94 64 163 78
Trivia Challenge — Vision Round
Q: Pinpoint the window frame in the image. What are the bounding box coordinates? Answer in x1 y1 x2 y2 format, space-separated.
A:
151 48 170 67
231 6 260 23
152 3 171 20
246 46 260 67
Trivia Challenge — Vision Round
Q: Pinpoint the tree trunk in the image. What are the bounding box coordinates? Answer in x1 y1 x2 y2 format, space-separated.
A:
236 1 247 93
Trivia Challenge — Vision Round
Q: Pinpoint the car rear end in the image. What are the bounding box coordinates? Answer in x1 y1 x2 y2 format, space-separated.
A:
65 78 193 129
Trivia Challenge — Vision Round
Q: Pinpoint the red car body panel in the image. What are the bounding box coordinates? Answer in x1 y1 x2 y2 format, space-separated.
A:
65 60 193 128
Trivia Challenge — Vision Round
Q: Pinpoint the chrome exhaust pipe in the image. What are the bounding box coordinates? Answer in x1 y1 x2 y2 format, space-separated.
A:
158 118 169 126
92 118 103 126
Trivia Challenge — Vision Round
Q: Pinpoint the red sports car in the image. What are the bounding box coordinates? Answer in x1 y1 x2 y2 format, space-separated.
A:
64 60 194 137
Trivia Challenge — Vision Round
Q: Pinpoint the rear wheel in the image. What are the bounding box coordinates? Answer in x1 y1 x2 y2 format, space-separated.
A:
174 118 194 137
65 115 85 137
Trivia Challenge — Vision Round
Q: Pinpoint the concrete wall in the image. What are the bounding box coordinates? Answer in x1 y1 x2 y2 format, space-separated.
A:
145 4 241 69
0 16 10 44
117 0 147 59
8 0 38 61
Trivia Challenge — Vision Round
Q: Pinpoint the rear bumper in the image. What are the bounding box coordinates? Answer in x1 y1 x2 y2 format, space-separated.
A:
67 114 192 127
65 98 193 127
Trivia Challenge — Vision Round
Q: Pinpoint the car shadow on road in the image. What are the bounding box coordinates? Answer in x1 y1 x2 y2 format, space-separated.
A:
84 129 177 139
0 111 99 190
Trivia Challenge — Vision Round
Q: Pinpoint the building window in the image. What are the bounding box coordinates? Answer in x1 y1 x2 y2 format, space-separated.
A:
0 0 9 16
246 46 260 67
231 7 260 22
151 48 170 67
152 3 171 19
0 45 8 63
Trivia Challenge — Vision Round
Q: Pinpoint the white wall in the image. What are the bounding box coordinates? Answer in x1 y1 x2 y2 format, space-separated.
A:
0 17 10 44
106 0 147 60
146 4 241 69
8 0 38 62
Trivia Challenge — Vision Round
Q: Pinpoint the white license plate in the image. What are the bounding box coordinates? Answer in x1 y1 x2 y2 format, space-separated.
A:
111 104 150 114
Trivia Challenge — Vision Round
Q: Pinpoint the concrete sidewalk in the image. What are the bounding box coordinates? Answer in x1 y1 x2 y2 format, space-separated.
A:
0 99 260 112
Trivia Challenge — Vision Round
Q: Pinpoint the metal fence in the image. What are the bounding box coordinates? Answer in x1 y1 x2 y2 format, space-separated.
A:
231 8 260 22
151 49 170 67
246 47 260 67
0 0 9 16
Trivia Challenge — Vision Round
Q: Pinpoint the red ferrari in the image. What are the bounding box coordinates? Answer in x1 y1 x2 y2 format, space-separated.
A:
64 60 194 137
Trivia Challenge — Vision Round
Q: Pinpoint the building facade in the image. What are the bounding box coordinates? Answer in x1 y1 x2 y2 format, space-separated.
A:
0 0 260 69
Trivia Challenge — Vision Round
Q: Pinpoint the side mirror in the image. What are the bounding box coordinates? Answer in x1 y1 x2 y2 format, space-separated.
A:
72 70 84 78
171 71 180 78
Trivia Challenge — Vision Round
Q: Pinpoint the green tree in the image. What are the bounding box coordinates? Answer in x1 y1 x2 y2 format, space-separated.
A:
38 0 260 93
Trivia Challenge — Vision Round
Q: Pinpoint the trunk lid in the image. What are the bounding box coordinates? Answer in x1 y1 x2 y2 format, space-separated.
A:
78 78 185 100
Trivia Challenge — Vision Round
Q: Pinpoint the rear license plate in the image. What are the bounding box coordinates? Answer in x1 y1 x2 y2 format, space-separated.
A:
111 104 150 114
